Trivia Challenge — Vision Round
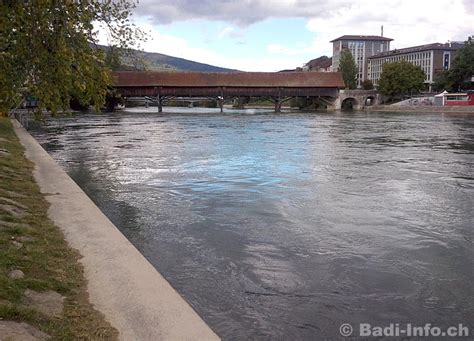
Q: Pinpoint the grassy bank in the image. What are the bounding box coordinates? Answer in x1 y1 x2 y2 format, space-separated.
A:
0 117 118 339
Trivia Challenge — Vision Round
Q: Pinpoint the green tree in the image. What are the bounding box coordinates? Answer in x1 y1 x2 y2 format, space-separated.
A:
378 60 425 97
105 46 125 72
361 79 374 90
433 37 474 92
432 70 454 92
104 45 147 71
338 49 358 89
0 0 144 116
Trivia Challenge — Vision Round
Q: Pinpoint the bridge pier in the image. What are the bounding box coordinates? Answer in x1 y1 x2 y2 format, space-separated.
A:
274 99 282 113
218 98 224 113
270 95 293 113
217 89 225 112
276 89 282 113
157 94 163 113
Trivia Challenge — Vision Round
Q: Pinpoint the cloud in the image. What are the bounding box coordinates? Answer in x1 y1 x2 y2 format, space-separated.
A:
304 0 473 54
111 0 474 71
134 0 473 43
218 26 245 40
96 22 300 71
267 43 314 56
134 0 354 25
463 0 474 14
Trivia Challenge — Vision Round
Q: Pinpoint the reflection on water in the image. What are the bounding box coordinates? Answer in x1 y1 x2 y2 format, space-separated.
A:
31 108 474 339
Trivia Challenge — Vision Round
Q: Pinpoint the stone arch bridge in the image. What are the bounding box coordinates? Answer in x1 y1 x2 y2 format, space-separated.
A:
333 90 381 110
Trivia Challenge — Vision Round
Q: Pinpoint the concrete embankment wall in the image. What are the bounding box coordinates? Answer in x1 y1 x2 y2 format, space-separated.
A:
13 120 219 341
366 105 474 114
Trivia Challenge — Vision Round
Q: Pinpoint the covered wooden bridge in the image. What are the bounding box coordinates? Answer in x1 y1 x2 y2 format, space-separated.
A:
111 71 344 112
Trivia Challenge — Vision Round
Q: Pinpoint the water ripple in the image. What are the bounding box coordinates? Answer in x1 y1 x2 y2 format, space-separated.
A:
31 110 474 340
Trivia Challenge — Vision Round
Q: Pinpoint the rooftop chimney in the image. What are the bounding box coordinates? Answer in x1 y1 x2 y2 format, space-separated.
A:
381 25 384 37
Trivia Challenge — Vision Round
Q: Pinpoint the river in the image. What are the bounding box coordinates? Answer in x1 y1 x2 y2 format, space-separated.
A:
30 108 474 340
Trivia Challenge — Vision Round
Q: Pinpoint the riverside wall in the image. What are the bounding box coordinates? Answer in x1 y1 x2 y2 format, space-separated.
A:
364 105 474 113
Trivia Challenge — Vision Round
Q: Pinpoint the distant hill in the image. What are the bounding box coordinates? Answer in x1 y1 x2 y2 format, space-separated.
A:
136 50 238 72
98 45 238 73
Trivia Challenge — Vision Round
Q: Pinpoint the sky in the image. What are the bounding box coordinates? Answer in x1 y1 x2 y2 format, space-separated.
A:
99 0 473 71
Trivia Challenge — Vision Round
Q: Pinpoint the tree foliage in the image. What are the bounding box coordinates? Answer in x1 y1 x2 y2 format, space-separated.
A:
361 79 374 90
433 37 474 92
103 44 147 71
0 0 144 115
338 49 358 90
378 60 425 97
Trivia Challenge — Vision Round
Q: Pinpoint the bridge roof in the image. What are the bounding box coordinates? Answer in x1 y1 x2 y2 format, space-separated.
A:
112 71 344 88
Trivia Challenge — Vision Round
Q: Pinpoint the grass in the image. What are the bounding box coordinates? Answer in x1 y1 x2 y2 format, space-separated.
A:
0 117 118 339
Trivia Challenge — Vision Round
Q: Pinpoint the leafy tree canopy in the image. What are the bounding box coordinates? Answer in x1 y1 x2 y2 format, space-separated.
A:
0 0 144 115
338 49 358 90
433 36 474 92
361 79 374 90
378 60 425 97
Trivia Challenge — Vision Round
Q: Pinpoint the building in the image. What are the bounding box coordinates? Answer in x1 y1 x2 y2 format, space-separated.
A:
302 56 332 72
434 90 474 106
330 35 393 86
367 42 464 90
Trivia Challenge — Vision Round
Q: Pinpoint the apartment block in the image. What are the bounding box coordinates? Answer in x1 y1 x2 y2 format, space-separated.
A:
367 42 463 89
330 35 392 86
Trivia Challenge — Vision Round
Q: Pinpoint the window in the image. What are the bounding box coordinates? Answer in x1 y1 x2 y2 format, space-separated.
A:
446 95 467 101
443 52 450 70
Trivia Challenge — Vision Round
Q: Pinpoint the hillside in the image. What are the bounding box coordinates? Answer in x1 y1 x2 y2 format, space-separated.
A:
98 45 238 73
136 50 238 72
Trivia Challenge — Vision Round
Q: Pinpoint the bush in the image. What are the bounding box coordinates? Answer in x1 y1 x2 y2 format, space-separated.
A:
361 80 374 90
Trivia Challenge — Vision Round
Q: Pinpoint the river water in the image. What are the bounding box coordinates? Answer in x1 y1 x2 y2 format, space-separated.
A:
31 108 473 340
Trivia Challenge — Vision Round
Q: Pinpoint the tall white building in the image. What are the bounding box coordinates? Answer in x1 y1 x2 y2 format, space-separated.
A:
331 35 393 87
367 42 464 91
